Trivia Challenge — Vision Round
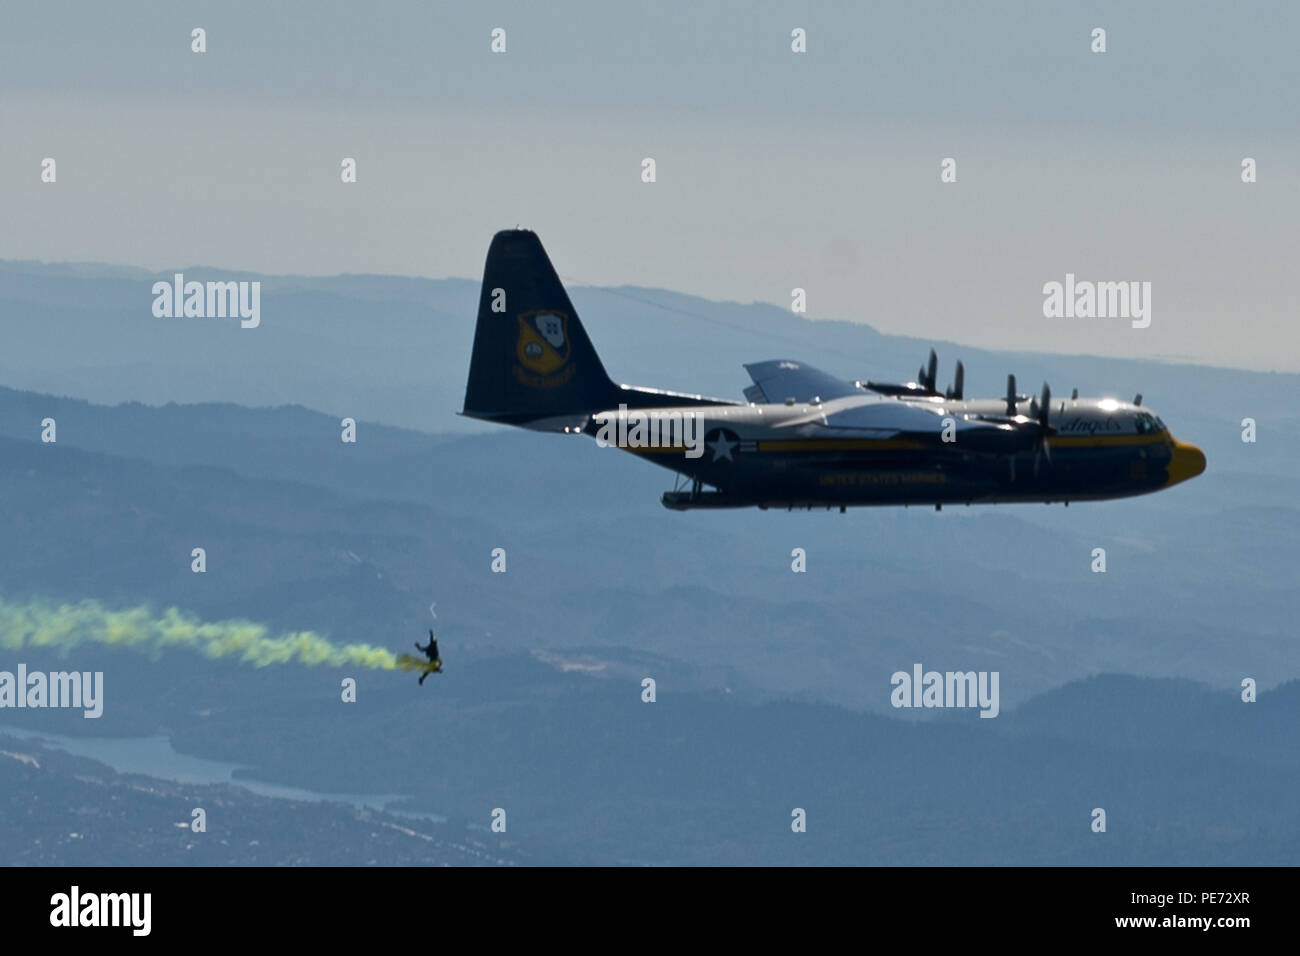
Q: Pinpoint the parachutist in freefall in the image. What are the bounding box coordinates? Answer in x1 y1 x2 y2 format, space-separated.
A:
415 630 442 685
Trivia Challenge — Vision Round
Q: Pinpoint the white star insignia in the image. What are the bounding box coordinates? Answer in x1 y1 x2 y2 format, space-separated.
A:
708 434 738 462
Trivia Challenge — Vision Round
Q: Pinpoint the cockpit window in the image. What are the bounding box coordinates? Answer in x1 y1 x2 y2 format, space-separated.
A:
1135 412 1164 434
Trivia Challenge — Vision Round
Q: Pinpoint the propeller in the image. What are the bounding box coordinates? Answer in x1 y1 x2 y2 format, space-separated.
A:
1033 381 1054 475
1005 374 1017 416
917 348 938 392
945 361 965 401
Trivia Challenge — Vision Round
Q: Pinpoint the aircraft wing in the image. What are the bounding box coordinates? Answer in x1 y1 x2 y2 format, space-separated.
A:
742 360 861 404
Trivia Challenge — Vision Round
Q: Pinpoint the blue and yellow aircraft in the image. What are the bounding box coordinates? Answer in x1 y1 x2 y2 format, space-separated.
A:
462 230 1205 511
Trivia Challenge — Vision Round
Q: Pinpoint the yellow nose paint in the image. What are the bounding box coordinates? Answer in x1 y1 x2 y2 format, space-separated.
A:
1164 440 1207 487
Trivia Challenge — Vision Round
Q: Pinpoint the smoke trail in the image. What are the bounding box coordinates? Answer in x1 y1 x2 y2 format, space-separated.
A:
0 596 427 672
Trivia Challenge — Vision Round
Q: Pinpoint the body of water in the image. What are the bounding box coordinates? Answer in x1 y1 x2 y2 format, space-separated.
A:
0 724 444 822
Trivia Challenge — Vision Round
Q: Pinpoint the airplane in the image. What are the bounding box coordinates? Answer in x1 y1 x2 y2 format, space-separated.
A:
461 229 1206 512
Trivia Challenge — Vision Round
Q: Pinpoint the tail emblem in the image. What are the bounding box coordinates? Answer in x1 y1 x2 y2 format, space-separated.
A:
515 311 575 385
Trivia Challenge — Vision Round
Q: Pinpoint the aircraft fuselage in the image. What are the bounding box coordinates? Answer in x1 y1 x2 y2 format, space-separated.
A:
593 394 1205 510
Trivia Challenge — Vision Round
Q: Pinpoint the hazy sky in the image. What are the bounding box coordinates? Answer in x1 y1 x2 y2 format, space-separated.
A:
3 1 1298 371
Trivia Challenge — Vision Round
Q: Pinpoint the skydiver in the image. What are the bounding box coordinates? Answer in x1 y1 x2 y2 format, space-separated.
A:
414 630 441 685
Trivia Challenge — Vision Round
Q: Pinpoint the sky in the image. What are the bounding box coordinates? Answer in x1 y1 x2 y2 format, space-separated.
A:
2 1 1298 371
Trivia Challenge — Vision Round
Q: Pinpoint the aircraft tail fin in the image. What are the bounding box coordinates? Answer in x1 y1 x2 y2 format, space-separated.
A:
461 230 620 430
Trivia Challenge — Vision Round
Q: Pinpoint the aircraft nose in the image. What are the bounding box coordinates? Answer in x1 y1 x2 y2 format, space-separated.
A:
1165 440 1206 486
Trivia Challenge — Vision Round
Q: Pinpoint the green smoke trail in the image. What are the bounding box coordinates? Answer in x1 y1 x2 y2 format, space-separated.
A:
0 597 425 672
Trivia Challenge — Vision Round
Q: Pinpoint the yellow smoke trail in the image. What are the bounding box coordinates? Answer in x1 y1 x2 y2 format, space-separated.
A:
0 596 427 672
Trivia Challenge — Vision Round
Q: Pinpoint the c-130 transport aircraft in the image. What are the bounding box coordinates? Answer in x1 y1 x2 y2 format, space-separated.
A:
461 229 1206 512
